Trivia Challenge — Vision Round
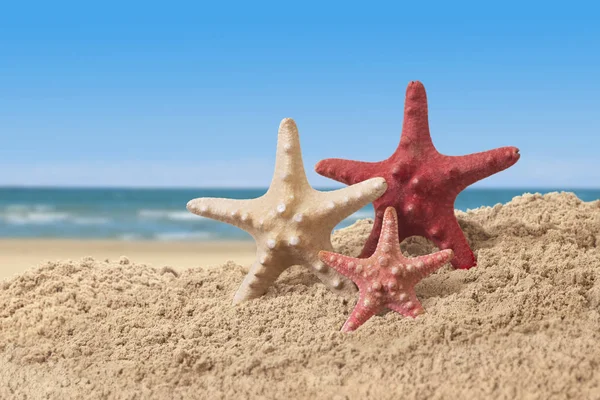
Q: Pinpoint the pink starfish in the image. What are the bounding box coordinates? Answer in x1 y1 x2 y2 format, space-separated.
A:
316 81 520 269
319 207 454 332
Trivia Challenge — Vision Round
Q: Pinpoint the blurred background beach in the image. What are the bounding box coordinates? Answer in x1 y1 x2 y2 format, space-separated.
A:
2 187 600 278
1 3 599 279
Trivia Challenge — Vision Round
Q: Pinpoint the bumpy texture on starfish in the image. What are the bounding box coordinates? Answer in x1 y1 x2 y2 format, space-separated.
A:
187 118 387 304
316 81 520 269
319 207 454 332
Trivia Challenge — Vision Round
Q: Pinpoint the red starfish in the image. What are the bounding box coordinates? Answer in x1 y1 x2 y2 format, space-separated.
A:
316 81 520 269
319 207 453 332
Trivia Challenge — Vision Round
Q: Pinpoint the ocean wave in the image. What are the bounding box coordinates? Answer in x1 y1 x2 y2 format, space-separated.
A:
154 232 213 241
118 233 144 241
347 210 374 220
0 211 110 226
3 204 54 212
71 217 111 225
2 211 70 225
138 209 201 221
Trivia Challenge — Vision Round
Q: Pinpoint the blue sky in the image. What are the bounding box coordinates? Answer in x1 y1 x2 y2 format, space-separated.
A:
1 2 598 188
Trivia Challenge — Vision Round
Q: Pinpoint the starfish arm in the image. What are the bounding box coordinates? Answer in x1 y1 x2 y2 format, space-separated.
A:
341 292 382 332
315 158 378 185
186 197 255 232
271 118 310 189
318 250 364 285
387 292 424 318
426 209 477 269
398 81 435 150
358 210 384 258
410 249 454 278
232 257 288 304
374 207 402 254
305 250 358 300
445 146 520 191
313 178 387 224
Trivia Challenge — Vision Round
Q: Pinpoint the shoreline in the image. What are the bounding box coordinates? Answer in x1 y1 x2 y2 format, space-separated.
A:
0 239 257 280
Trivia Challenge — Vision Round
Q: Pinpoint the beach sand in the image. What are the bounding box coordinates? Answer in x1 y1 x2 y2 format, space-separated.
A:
0 240 256 280
1 192 600 399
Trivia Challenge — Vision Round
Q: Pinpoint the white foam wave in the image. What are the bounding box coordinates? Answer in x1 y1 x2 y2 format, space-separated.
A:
4 204 54 212
3 211 70 225
154 232 213 241
138 209 201 221
1 211 110 226
72 217 111 225
347 210 373 220
118 233 144 241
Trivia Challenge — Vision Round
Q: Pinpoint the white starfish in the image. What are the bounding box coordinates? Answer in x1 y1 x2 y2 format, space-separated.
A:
187 118 387 304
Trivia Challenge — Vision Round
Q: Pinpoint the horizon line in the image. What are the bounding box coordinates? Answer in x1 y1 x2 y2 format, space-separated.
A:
1 185 599 191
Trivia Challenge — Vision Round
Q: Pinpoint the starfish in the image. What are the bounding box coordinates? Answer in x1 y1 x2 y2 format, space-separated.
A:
187 118 387 304
316 81 520 269
319 207 454 332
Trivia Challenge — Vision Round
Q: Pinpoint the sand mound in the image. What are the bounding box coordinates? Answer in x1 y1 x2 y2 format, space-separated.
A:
1 192 600 399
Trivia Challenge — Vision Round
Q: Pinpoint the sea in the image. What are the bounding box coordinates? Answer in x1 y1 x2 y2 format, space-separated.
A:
0 188 598 241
